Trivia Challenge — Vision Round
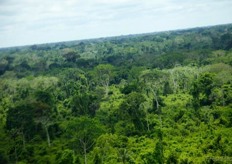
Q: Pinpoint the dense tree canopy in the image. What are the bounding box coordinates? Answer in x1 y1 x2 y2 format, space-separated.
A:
0 24 232 163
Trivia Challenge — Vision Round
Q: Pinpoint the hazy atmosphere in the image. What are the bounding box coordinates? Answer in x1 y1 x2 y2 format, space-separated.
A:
1 1 232 162
0 0 232 48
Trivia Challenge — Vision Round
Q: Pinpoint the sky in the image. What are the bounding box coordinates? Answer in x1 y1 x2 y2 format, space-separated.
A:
0 0 232 48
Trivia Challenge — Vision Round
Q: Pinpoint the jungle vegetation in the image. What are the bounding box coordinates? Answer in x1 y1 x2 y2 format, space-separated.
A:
0 24 232 163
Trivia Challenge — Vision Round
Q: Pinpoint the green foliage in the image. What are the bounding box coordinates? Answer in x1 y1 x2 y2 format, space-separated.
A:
57 149 76 164
0 124 9 164
121 83 139 95
62 116 105 163
71 92 99 116
6 103 36 140
0 24 232 163
117 92 146 134
192 73 215 108
92 133 119 163
154 141 164 164
35 90 54 106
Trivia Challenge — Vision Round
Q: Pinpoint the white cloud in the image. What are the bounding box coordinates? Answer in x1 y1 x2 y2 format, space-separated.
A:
0 0 232 47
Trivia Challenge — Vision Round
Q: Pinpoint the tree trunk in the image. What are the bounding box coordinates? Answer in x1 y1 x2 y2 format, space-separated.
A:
146 114 150 131
159 115 163 129
143 105 150 132
45 125 51 147
83 142 87 164
170 70 178 93
104 84 109 97
14 145 18 163
22 132 26 150
222 89 225 106
154 92 162 128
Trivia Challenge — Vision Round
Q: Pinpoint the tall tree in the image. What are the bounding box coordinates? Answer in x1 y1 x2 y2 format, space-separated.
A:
63 117 104 164
139 69 168 128
33 90 55 147
92 64 115 97
191 72 215 108
118 92 146 134
6 103 35 163
6 103 35 147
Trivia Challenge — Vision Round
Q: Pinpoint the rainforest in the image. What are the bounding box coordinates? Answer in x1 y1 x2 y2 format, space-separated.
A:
0 24 232 164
